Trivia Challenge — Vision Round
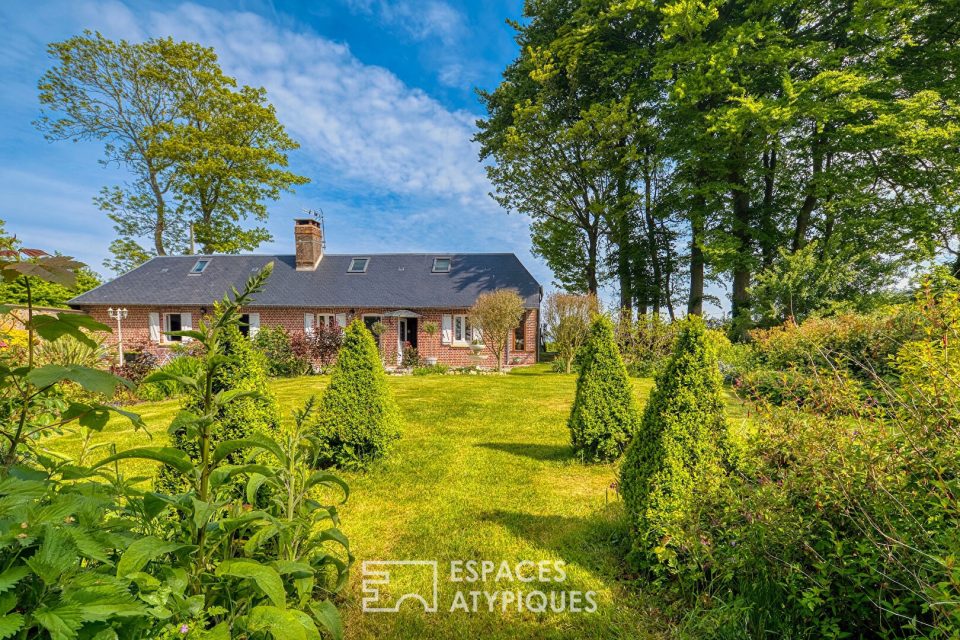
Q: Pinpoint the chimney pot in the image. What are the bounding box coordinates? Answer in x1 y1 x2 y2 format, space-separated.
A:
294 218 324 271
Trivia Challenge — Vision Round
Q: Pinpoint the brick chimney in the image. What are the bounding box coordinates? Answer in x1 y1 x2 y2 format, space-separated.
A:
294 218 324 271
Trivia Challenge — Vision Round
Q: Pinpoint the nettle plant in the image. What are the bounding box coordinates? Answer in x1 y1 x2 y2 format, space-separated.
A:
0 247 150 639
93 263 351 639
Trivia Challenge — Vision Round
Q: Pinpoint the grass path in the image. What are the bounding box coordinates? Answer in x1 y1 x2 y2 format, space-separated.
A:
48 365 748 639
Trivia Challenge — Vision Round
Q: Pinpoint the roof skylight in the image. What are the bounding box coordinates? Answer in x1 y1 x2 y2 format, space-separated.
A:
432 257 451 273
189 259 210 275
348 257 369 273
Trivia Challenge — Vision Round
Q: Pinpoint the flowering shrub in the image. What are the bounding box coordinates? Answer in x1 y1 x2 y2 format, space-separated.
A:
290 324 344 372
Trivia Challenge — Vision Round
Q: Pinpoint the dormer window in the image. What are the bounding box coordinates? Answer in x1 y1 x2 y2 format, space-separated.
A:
348 257 369 273
190 259 210 275
432 257 451 273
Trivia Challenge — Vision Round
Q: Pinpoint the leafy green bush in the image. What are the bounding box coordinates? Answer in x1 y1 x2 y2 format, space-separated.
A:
156 323 280 491
313 318 401 469
567 314 639 462
619 315 729 573
136 354 203 401
253 325 310 376
677 276 960 637
0 245 148 637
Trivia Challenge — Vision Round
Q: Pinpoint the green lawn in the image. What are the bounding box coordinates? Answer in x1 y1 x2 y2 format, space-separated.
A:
48 364 748 640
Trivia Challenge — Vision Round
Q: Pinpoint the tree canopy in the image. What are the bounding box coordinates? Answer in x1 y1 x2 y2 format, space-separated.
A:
480 0 960 335
37 31 308 273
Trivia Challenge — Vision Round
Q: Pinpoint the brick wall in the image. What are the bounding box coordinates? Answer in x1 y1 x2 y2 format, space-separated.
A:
82 305 539 369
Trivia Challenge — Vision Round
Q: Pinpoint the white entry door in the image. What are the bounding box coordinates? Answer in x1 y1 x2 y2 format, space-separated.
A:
397 318 407 366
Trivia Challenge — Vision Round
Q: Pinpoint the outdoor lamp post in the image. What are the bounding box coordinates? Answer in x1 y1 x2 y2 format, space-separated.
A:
107 307 128 366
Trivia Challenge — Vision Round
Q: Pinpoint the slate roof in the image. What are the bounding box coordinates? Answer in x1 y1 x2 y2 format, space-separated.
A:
69 253 542 309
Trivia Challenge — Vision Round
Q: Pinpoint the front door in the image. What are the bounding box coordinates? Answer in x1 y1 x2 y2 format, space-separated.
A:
397 318 418 365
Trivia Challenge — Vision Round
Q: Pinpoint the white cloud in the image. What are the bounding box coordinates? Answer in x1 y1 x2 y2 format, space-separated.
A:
140 3 487 201
0 1 549 287
343 0 464 45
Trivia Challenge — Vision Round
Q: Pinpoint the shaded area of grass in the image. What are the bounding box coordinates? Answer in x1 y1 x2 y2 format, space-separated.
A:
47 364 749 639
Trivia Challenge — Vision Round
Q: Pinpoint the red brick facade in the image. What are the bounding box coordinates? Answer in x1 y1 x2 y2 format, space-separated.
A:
84 305 539 369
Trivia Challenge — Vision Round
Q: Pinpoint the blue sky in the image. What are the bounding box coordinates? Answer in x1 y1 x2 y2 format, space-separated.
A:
0 0 548 284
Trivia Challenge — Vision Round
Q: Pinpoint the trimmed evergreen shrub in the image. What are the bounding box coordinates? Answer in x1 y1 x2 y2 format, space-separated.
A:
157 324 281 491
313 318 401 469
567 314 639 462
619 315 729 572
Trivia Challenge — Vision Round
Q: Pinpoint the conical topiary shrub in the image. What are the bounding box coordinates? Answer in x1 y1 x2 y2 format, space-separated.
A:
620 315 729 570
568 314 639 462
313 318 401 469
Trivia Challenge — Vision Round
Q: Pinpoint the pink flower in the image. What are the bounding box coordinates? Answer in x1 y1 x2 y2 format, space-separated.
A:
179 624 189 634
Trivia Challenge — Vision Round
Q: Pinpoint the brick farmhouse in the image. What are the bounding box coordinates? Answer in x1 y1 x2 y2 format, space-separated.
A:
70 219 542 368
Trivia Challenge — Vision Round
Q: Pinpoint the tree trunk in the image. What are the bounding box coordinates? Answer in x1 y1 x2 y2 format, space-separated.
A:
793 122 823 252
760 146 777 268
148 169 167 256
643 150 662 314
729 164 753 338
586 226 599 296
615 174 633 319
688 213 704 317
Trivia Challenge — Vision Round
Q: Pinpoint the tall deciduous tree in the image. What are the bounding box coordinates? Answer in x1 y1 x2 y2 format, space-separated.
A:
486 0 960 337
37 31 308 272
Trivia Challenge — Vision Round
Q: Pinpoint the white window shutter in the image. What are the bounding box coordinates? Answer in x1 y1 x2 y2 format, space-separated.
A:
304 313 315 335
441 314 453 345
181 313 193 342
248 313 260 338
335 313 347 328
148 313 161 343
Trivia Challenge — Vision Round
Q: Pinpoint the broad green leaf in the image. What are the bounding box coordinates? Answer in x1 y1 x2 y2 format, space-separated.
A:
214 388 261 406
286 609 322 640
117 537 186 578
245 606 306 640
25 528 76 584
310 600 344 640
0 613 23 640
191 497 224 532
305 471 350 502
316 528 350 551
165 329 205 342
210 464 272 489
246 472 268 505
216 560 287 608
272 560 313 578
34 603 84 640
31 313 109 346
198 622 231 640
27 365 130 396
213 434 285 465
91 447 194 475
0 566 29 594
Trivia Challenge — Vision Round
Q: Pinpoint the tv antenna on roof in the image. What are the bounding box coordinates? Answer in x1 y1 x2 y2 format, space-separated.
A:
301 207 326 250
